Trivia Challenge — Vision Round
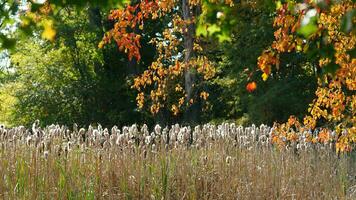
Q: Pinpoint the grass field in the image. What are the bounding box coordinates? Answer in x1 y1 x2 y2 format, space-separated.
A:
0 123 355 199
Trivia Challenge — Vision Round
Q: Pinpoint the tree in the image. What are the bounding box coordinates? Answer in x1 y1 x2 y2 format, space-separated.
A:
0 0 127 50
0 0 19 49
6 6 155 127
99 0 232 124
202 0 317 125
257 0 356 152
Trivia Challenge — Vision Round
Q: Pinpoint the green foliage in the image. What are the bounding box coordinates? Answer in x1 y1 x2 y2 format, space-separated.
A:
203 1 271 123
341 9 356 34
0 0 19 50
0 0 339 127
246 66 317 124
10 39 83 125
0 0 127 51
298 16 318 38
204 0 317 125
0 82 17 126
196 1 234 42
4 7 154 127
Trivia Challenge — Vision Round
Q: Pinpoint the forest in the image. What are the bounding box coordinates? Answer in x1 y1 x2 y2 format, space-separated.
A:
0 0 355 199
0 0 326 127
1 0 355 149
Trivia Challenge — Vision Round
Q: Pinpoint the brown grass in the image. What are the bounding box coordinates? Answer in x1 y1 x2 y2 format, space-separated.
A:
0 140 355 199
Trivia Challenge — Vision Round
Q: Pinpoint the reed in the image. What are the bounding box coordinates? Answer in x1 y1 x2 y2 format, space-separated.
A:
0 122 355 199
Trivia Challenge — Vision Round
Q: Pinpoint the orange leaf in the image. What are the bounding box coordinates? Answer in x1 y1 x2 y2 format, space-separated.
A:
246 82 257 92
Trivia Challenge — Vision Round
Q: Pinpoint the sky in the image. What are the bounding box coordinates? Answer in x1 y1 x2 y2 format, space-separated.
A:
0 51 13 73
0 0 28 71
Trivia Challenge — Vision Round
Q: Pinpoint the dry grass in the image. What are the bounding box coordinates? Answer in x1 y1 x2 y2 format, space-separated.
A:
0 123 355 199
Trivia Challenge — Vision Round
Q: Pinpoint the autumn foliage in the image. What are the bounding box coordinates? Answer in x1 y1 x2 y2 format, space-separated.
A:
99 0 234 116
258 0 356 152
98 1 169 61
99 0 356 152
246 81 257 92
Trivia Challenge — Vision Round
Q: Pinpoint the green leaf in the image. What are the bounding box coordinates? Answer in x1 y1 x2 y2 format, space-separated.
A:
217 32 231 43
287 1 295 11
341 9 355 34
298 23 318 38
207 24 221 35
322 63 339 76
0 35 16 50
30 3 44 12
196 24 208 37
346 47 356 57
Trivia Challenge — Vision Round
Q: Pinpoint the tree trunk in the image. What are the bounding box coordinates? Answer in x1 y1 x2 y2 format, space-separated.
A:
88 7 104 35
182 0 198 124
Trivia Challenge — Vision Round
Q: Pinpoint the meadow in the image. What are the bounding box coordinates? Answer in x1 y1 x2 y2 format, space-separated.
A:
1 0 355 199
0 122 355 199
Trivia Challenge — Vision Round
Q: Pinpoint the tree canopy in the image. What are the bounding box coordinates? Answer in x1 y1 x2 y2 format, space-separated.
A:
0 0 355 151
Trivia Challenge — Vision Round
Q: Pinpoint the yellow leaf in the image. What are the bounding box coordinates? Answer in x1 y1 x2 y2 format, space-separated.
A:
262 73 269 81
98 41 104 49
42 20 56 41
276 1 282 10
296 45 302 52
